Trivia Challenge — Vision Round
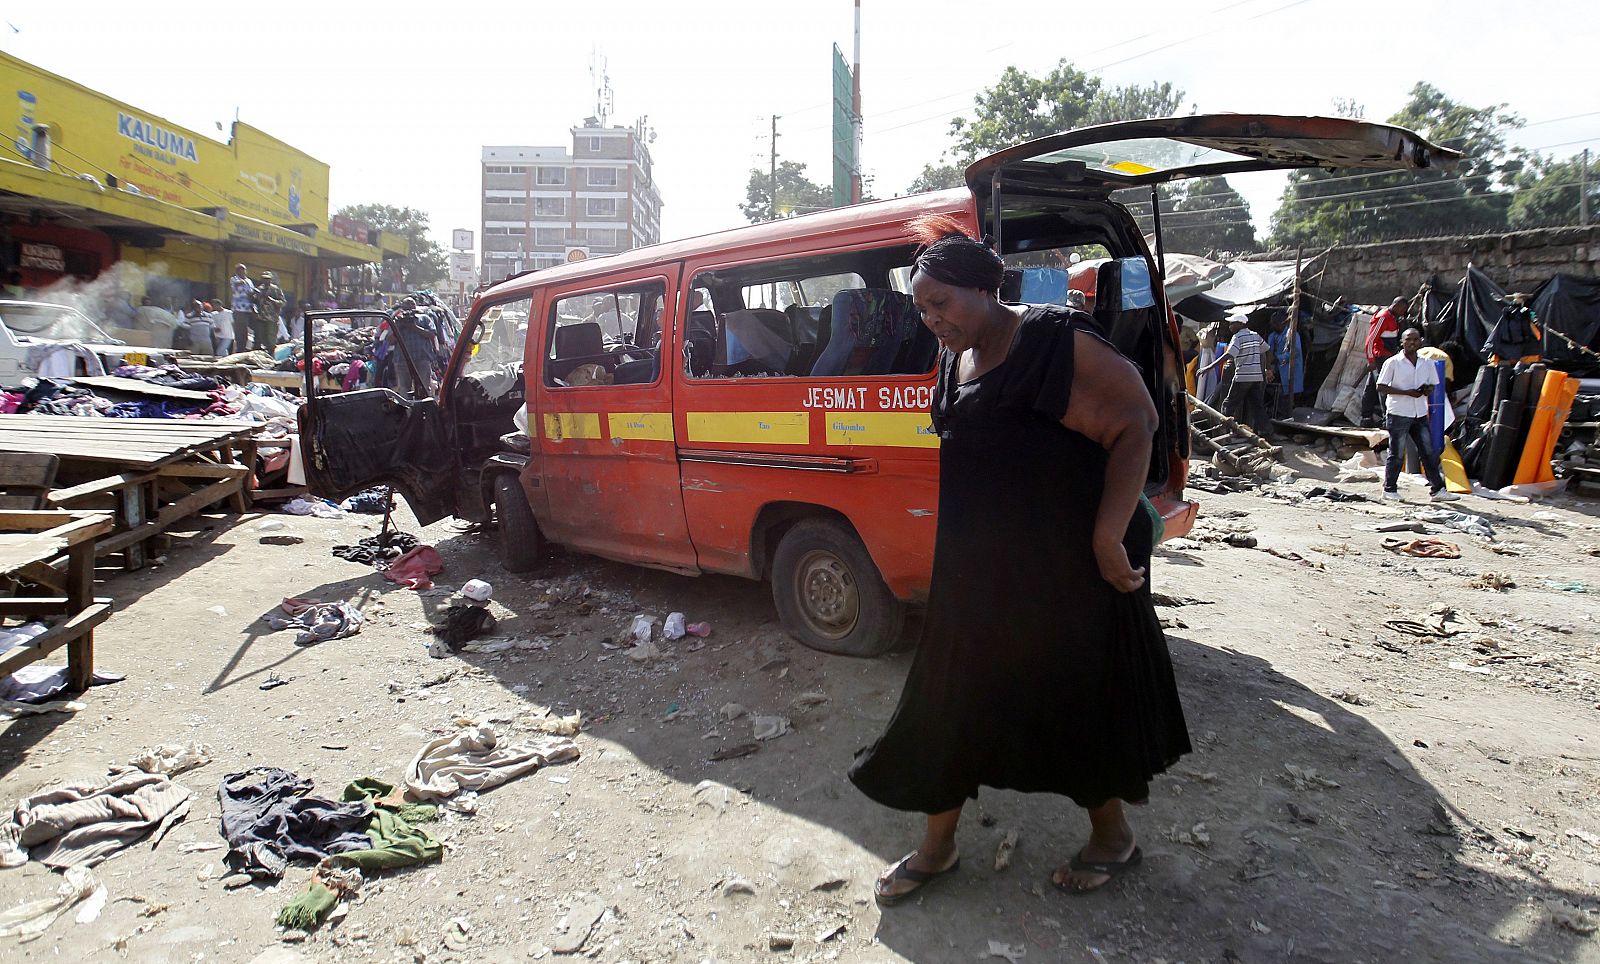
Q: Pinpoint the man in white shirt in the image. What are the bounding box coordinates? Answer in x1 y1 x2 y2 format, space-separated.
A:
1377 327 1458 502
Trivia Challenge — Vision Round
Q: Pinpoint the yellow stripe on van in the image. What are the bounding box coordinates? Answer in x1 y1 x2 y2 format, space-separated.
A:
542 412 603 441
686 412 810 445
824 411 941 448
608 412 675 441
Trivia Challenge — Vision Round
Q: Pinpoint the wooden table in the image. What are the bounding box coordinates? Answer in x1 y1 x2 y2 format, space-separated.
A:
0 510 114 692
0 415 257 573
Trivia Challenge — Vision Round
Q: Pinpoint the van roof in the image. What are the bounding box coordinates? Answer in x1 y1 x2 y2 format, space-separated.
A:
479 188 972 302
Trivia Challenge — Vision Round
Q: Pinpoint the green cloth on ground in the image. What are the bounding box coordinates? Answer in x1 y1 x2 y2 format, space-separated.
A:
274 778 443 931
334 777 442 872
276 881 338 930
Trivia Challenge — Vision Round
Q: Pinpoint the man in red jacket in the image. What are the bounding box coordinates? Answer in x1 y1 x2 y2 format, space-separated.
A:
1361 297 1407 425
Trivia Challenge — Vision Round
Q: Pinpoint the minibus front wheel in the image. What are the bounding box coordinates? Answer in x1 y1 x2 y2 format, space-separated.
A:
771 518 904 658
494 473 543 573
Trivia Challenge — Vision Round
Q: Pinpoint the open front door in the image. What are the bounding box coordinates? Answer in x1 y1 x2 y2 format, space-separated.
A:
965 113 1461 194
296 309 460 525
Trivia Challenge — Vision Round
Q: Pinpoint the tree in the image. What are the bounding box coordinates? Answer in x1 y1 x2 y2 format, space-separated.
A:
947 61 1184 165
740 161 832 223
907 60 1184 195
908 163 965 194
1125 177 1258 255
1508 152 1600 228
335 203 448 289
1269 83 1528 247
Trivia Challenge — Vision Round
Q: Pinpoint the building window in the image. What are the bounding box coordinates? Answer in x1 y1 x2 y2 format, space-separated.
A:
536 167 566 186
534 197 565 217
484 165 511 174
585 197 618 218
588 136 602 152
534 227 564 246
588 167 619 187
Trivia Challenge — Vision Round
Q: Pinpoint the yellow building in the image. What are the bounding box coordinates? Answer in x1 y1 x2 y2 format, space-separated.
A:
0 50 406 307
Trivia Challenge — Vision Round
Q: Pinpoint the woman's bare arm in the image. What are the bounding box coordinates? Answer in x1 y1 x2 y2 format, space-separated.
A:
1061 330 1159 593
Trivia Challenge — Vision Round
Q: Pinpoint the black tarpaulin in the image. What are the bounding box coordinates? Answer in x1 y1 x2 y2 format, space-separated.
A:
1531 273 1600 376
1451 264 1506 357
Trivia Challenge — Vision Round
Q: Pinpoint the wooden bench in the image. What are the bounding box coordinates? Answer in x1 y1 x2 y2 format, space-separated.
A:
0 510 114 692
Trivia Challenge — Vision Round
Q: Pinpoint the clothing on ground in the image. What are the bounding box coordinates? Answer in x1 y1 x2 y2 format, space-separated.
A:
433 605 498 648
6 770 192 868
332 777 441 871
849 306 1190 813
264 600 365 646
217 767 373 880
331 531 419 567
404 725 579 800
1 623 125 703
1377 353 1437 419
383 546 443 590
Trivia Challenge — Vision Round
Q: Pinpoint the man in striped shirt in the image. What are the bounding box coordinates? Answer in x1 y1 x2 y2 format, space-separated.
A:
1198 313 1268 434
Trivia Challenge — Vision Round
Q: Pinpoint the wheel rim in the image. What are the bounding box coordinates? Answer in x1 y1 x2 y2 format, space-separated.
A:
792 548 859 641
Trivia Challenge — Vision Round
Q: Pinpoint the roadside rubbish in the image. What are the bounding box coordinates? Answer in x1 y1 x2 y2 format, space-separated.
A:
426 639 451 659
789 692 829 711
552 898 608 955
1543 580 1589 593
339 487 390 514
662 612 687 640
629 614 656 644
1548 900 1599 935
1303 485 1368 503
0 624 123 703
431 605 498 649
720 875 757 896
686 621 712 637
1335 452 1382 483
0 698 86 718
264 599 365 646
752 715 791 741
461 579 492 602
0 865 103 941
282 497 344 519
403 724 579 800
994 830 1019 871
628 640 661 662
1411 509 1496 540
257 519 286 532
218 767 372 880
129 741 212 776
460 636 549 654
4 770 192 869
709 742 760 762
1382 608 1483 638
694 780 737 814
382 546 444 590
1283 764 1340 790
1381 537 1461 559
983 940 1029 963
1468 572 1517 591
1224 533 1258 549
719 703 748 721
528 711 582 736
260 534 304 546
768 932 798 951
331 532 420 567
259 675 291 691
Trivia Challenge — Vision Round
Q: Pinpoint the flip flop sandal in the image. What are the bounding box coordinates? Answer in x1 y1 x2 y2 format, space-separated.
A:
1054 844 1143 895
874 851 961 907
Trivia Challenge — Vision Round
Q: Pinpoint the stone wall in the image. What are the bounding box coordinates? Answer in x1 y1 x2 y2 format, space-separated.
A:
1257 225 1600 305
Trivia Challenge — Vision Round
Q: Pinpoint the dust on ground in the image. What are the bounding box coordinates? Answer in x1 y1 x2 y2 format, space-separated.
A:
2 451 1599 963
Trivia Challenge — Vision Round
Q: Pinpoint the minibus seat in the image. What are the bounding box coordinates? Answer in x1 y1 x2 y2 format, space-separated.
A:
784 305 825 375
723 308 796 374
611 356 657 385
890 318 939 375
811 288 920 377
550 322 607 381
684 310 716 376
1092 257 1157 364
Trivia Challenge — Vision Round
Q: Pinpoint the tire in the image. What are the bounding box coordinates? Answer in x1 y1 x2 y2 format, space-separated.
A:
770 517 904 657
494 473 543 573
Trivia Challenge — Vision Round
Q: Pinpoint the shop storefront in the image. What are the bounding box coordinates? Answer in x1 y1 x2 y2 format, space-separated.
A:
0 51 406 317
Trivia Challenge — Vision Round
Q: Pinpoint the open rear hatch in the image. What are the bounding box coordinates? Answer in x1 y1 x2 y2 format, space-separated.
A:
965 113 1461 195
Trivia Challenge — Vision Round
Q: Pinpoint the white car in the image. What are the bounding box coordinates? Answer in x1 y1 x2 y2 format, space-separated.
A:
0 300 172 384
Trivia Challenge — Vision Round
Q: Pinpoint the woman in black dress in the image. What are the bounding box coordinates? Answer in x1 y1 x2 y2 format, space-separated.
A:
850 216 1191 902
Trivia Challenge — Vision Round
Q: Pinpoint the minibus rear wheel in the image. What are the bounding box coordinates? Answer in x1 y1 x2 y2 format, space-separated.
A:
494 473 542 573
771 518 903 657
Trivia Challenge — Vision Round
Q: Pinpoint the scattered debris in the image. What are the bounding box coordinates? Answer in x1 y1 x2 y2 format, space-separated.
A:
259 675 291 691
1381 537 1461 559
1283 764 1340 790
1331 691 1371 706
629 614 656 644
719 703 749 721
1224 533 1259 549
551 898 607 954
662 612 687 640
0 865 103 940
768 932 797 951
709 743 760 762
815 923 846 943
1548 900 1598 935
982 939 1028 963
788 692 829 711
994 830 1019 872
1467 572 1517 592
1166 822 1211 848
752 715 791 741
128 741 212 776
720 877 757 897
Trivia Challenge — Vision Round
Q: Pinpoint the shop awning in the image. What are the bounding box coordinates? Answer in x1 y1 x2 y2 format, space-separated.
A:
0 157 221 241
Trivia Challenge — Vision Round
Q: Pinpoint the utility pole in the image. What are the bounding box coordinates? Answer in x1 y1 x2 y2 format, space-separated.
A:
1581 148 1591 226
851 0 863 205
769 115 780 222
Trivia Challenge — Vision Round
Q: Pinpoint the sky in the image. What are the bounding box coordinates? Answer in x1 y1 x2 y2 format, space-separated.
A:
4 0 1596 258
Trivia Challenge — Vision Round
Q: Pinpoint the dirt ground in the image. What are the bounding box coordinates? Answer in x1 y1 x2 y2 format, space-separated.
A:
2 446 1599 963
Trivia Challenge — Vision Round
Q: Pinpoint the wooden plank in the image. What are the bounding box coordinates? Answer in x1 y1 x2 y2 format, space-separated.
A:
0 509 113 532
67 375 214 401
66 539 95 690
91 474 241 556
0 597 70 615
0 602 112 680
47 472 160 506
156 463 249 481
0 535 67 572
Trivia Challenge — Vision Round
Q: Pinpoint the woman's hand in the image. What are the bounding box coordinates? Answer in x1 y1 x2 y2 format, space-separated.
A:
1094 538 1147 593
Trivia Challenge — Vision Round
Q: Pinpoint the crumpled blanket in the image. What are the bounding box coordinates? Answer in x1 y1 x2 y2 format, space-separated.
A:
404 725 579 800
433 605 497 648
0 622 124 703
1410 509 1495 540
5 770 192 868
218 767 374 880
384 546 443 590
264 598 365 646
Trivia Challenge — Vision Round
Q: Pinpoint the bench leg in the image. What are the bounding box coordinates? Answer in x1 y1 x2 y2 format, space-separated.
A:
66 541 95 692
121 483 147 571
